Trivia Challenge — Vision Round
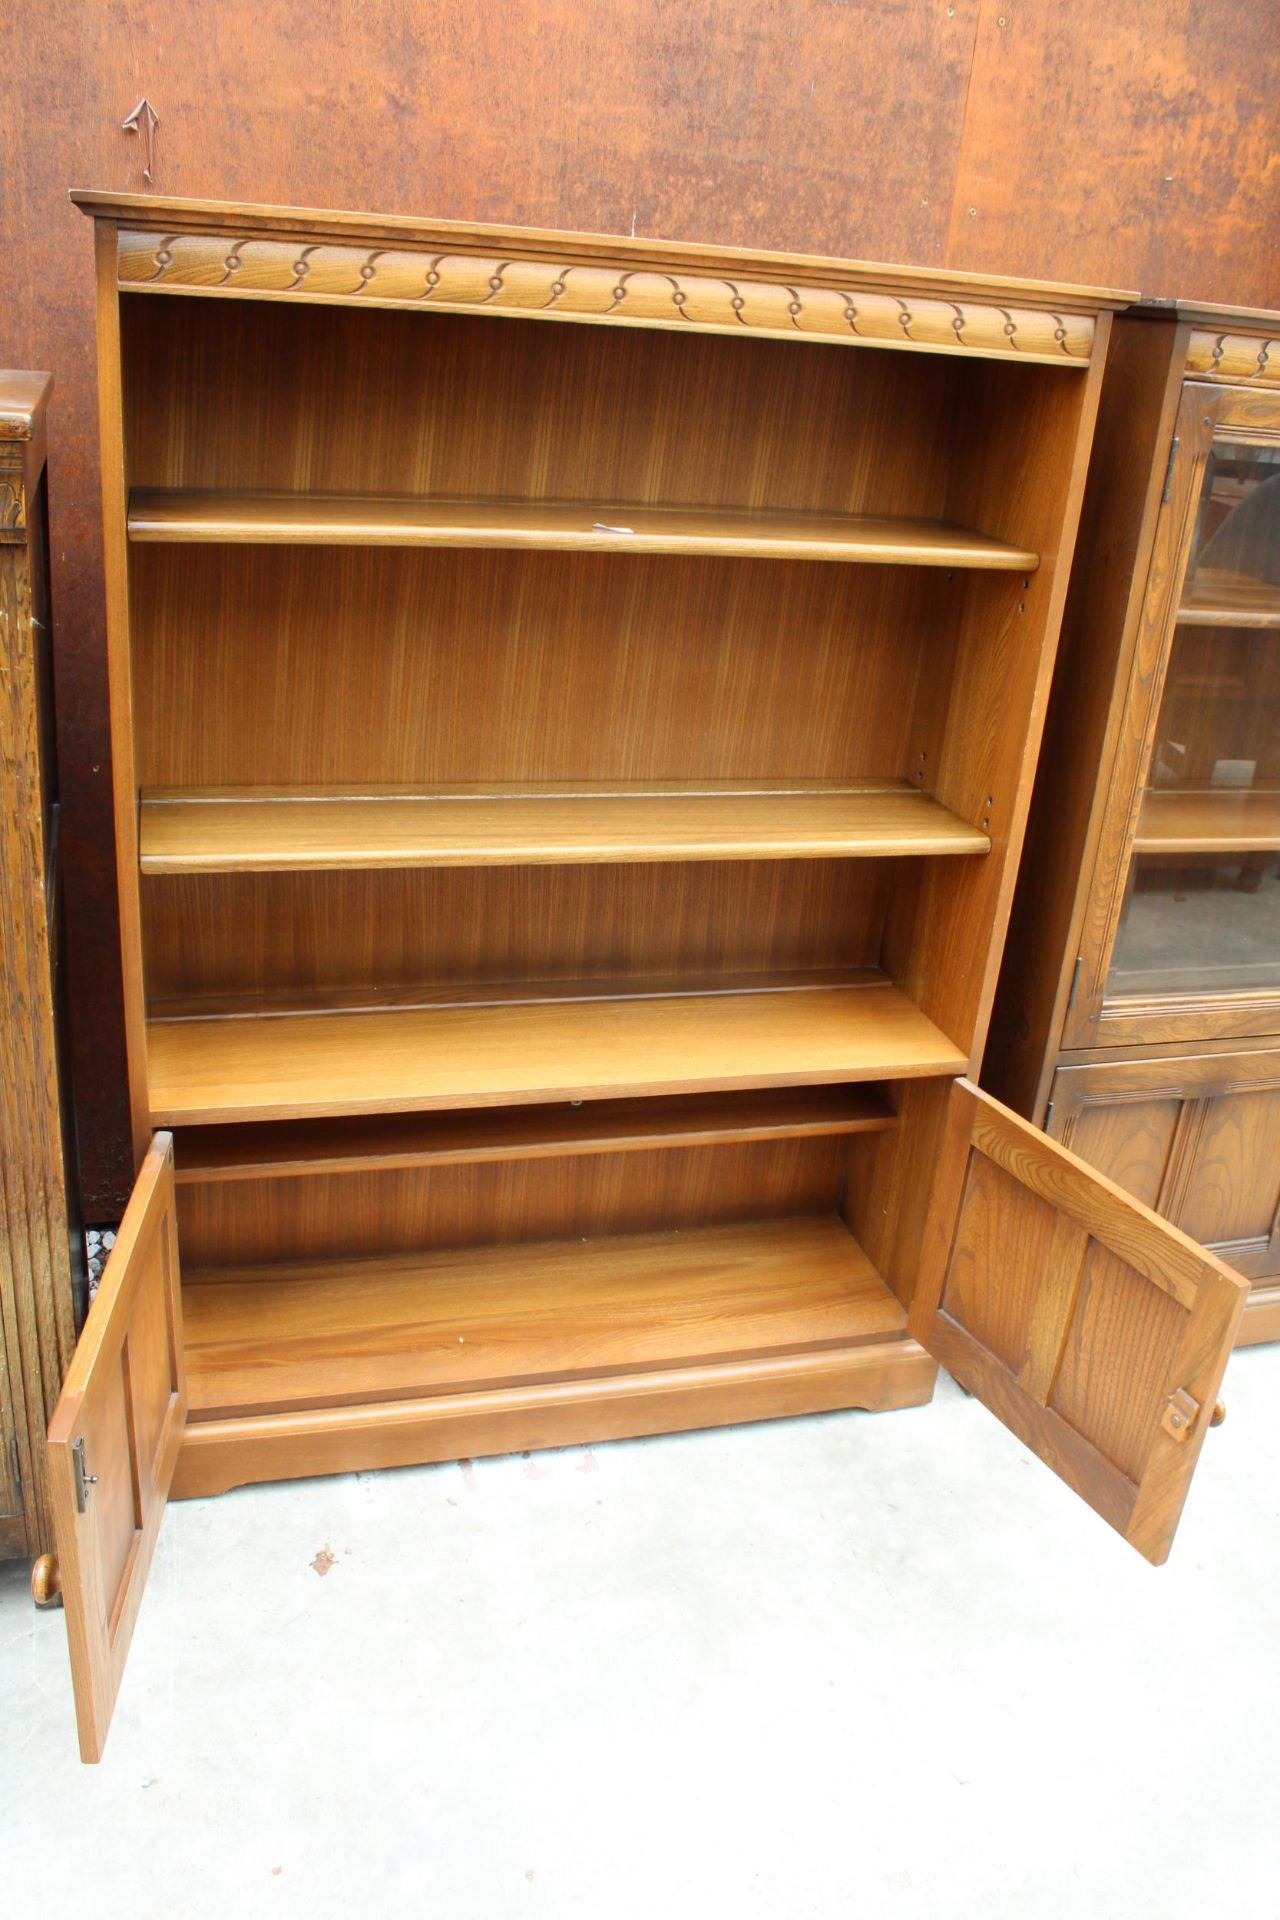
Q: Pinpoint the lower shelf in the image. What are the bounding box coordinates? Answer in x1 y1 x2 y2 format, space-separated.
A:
147 977 967 1124
174 1214 933 1496
184 1214 909 1420
1135 787 1280 854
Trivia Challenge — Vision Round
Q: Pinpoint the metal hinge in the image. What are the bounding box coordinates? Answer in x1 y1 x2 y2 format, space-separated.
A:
1161 435 1181 504
71 1436 99 1512
1066 954 1084 1011
1043 1099 1055 1134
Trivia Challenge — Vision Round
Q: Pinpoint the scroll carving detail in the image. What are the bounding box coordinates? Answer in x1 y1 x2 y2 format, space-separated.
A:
117 230 1095 367
1186 330 1280 387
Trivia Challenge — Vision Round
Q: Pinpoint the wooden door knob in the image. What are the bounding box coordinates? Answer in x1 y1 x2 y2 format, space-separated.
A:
30 1553 63 1609
1210 1399 1226 1427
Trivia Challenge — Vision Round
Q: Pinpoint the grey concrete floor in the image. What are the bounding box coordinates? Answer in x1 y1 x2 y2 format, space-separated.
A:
3 1351 1278 1918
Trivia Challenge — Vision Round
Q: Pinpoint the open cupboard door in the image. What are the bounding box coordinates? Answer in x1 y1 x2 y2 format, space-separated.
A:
912 1083 1246 1565
45 1136 185 1761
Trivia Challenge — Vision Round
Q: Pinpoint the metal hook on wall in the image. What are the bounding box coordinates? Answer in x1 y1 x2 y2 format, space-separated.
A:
122 98 159 186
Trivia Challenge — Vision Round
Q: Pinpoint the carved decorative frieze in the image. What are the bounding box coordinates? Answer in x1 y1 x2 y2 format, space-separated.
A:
1186 329 1280 387
117 229 1096 367
0 445 26 536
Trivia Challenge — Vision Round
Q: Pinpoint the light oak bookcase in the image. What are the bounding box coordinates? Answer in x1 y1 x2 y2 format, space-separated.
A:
41 197 1246 1759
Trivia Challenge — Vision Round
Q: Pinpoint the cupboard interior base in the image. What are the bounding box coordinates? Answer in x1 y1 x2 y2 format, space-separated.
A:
166 1100 935 1496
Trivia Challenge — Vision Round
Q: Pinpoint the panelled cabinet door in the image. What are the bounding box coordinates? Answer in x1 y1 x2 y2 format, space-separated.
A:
46 1135 185 1762
911 1083 1247 1564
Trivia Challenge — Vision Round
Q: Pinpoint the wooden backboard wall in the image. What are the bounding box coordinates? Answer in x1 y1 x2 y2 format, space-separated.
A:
3 0 1278 1212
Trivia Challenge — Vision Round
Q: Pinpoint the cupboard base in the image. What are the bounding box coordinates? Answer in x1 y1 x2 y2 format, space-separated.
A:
170 1334 937 1498
1238 1282 1280 1347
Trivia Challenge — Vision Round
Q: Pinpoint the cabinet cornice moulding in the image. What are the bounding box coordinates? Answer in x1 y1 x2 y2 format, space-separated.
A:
72 191 1130 368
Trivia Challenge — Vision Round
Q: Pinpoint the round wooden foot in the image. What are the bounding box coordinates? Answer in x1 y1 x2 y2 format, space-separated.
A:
1210 1399 1226 1427
31 1553 63 1610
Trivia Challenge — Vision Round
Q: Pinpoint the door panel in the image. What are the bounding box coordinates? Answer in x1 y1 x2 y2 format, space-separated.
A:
1175 1088 1280 1246
46 1136 184 1762
1057 1093 1182 1210
1049 1051 1280 1294
913 1082 1246 1564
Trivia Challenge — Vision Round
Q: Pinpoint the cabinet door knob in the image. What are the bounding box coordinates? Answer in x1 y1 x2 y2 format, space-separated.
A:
1210 1399 1226 1428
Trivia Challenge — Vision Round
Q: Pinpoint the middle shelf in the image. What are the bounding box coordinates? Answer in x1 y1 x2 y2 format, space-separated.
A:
146 974 967 1125
138 779 991 874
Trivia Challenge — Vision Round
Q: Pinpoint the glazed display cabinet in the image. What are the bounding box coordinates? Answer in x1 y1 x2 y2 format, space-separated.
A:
988 302 1280 1345
40 196 1249 1763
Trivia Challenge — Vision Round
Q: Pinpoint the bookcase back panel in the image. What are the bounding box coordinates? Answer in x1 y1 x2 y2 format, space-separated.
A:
140 858 908 1009
121 294 970 521
174 1133 853 1268
130 544 960 790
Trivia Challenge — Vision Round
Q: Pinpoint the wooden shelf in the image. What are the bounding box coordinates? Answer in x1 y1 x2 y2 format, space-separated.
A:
146 976 967 1125
138 780 992 874
1178 567 1280 628
174 1084 897 1183
182 1213 908 1420
1135 787 1280 853
126 490 1040 571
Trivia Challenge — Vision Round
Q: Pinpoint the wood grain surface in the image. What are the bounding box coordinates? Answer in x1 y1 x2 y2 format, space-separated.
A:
181 1213 905 1419
172 1131 854 1267
6 0 1276 1209
44 1137 184 1761
0 380 79 1561
171 1337 938 1501
173 1085 897 1184
126 490 1039 568
139 782 990 874
911 1080 1246 1563
129 543 963 791
145 980 968 1125
1046 1049 1280 1318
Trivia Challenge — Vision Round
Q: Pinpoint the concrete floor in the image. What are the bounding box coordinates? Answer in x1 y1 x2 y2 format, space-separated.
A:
2 1351 1278 1918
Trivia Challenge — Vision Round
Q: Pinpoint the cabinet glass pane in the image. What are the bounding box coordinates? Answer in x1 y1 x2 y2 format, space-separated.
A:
1109 852 1280 996
1108 439 1280 1003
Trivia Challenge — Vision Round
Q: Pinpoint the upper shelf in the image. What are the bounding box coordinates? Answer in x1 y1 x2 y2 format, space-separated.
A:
126 490 1041 570
138 780 991 875
1178 568 1280 629
1135 787 1280 854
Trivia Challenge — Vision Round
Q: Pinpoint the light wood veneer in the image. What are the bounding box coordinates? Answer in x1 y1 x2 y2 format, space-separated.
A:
182 1213 905 1420
127 489 1041 568
139 781 991 874
146 980 967 1125
173 1084 897 1183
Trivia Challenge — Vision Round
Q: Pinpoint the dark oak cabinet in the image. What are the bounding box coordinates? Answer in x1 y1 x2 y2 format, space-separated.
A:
989 303 1280 1348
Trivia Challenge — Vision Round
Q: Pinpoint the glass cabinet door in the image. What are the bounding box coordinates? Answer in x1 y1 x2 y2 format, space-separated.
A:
1108 435 1280 1003
1071 381 1280 1049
